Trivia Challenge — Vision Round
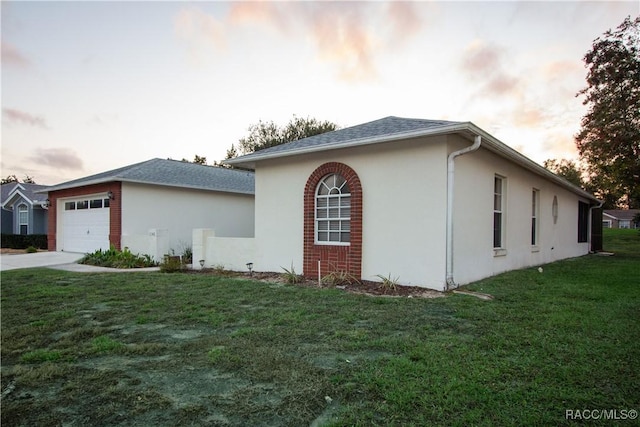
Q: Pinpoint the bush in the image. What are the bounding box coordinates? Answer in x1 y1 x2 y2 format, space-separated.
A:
1 234 47 250
25 246 38 253
80 246 157 269
160 255 184 273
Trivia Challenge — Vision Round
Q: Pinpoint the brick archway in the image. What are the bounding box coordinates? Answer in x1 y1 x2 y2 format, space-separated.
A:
303 162 362 279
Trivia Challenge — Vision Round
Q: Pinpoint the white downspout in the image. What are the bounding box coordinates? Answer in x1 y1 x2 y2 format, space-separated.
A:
446 135 482 290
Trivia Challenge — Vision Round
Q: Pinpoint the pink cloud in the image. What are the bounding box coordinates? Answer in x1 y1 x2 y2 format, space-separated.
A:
1 42 30 67
29 148 83 170
2 108 47 128
460 40 522 97
175 3 425 83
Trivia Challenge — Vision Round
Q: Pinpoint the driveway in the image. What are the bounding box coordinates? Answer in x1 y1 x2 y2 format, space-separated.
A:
0 251 84 272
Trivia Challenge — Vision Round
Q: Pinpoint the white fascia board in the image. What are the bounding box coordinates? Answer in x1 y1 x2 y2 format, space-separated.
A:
1 189 34 209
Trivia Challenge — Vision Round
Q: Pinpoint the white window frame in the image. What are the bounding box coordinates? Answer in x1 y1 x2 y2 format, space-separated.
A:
315 174 351 245
493 175 506 255
18 204 28 235
531 188 540 250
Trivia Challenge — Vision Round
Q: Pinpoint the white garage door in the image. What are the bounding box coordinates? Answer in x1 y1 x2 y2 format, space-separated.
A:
62 198 110 253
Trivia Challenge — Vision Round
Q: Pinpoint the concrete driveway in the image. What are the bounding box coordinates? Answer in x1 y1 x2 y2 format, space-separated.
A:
0 251 84 272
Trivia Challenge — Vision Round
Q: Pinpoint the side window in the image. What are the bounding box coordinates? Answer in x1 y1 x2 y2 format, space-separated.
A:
578 201 589 242
531 189 540 246
493 176 505 248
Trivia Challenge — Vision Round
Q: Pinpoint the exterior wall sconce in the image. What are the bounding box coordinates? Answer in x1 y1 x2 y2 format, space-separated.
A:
246 262 253 276
107 191 115 200
45 199 51 208
199 259 205 268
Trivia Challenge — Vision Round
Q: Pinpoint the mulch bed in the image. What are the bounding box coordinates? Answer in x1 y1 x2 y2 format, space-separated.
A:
188 269 445 298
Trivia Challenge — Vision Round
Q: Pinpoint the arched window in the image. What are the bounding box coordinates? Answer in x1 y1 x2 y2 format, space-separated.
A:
18 204 28 235
316 174 351 244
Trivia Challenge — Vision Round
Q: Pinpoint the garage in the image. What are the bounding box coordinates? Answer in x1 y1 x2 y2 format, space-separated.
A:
61 197 110 253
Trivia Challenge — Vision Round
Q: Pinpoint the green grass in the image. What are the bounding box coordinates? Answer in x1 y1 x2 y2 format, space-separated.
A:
1 229 638 426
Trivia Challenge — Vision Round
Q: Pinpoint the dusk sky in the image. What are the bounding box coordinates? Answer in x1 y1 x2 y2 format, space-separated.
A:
2 1 638 185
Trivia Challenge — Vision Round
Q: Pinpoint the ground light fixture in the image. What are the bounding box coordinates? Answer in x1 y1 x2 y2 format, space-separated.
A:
246 262 253 276
199 259 205 268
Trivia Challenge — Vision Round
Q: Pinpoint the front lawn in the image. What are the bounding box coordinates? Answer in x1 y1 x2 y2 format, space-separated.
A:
1 229 639 426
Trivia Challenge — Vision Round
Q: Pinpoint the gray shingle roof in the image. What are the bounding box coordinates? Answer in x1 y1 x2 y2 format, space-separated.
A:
227 116 463 166
1 182 50 206
42 158 255 195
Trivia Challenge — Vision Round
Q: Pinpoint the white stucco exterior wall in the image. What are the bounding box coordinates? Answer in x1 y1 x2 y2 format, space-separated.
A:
254 136 449 288
450 139 591 286
121 182 254 260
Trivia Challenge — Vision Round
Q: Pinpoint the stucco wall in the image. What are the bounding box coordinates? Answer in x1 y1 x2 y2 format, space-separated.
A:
450 138 591 286
254 136 449 287
121 182 254 259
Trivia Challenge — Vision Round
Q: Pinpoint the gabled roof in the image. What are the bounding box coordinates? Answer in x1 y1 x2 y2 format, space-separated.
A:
41 158 255 195
1 182 50 209
226 116 599 203
603 209 640 221
226 116 463 168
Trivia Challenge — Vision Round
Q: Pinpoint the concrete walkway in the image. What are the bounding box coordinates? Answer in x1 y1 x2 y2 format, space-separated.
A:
0 252 160 273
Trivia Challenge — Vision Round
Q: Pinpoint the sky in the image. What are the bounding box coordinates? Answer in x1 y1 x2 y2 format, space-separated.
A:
2 1 638 185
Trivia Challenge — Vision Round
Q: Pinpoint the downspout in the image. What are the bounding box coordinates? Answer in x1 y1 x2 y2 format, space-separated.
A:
446 135 482 290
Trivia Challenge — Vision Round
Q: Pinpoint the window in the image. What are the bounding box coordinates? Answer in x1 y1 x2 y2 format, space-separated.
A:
552 196 559 224
103 198 110 208
493 176 505 248
620 220 631 229
578 201 589 243
603 220 612 229
90 199 103 209
531 189 539 246
316 174 351 244
76 200 88 210
65 202 76 211
18 204 28 235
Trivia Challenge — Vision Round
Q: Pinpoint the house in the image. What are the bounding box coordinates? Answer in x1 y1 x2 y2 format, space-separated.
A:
41 158 255 260
208 116 602 291
1 182 50 235
603 209 640 229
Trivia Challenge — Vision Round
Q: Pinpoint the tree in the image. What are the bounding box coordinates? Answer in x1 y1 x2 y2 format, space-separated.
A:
576 16 640 208
226 115 339 159
1 175 36 184
180 155 208 165
543 159 585 188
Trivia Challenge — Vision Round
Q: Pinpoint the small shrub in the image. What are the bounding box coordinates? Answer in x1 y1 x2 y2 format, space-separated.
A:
160 256 184 273
322 270 360 287
281 264 303 284
375 273 400 291
80 246 157 269
25 246 38 253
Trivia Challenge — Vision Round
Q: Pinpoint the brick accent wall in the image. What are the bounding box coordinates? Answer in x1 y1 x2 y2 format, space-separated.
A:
303 162 362 279
47 182 122 251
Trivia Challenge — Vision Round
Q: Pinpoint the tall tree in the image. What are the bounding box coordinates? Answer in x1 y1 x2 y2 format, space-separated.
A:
226 115 339 159
576 16 640 208
543 159 585 188
1 175 36 184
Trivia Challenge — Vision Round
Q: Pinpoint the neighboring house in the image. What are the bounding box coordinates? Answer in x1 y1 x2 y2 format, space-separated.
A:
217 116 601 291
1 182 50 235
41 158 254 260
603 209 640 229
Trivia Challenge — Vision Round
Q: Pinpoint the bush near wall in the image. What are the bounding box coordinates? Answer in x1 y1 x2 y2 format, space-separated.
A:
1 234 48 250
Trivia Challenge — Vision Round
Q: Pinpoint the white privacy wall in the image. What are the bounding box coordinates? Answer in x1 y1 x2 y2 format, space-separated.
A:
450 139 591 286
121 182 254 260
254 136 450 287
